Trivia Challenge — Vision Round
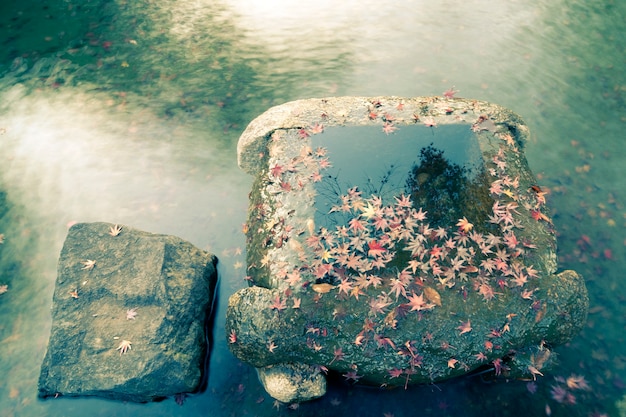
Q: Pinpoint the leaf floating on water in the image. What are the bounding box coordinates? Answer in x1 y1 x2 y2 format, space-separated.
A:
306 218 316 235
312 283 334 294
423 286 442 307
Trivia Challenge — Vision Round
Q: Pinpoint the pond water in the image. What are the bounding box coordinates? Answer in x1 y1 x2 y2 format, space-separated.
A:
0 0 624 416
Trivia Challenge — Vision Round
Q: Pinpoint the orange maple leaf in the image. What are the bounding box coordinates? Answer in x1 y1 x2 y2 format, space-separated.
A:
456 217 474 233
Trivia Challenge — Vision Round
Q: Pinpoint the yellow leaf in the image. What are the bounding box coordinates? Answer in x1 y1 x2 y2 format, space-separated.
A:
360 202 377 219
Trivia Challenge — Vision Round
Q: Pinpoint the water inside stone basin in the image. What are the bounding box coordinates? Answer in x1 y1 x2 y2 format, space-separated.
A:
312 125 487 232
0 0 624 416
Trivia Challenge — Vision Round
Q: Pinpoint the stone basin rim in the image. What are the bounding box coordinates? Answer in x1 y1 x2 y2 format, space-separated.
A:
237 95 529 175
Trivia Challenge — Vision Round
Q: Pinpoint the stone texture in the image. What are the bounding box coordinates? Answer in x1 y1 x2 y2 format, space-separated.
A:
257 363 326 404
228 96 588 402
38 222 217 402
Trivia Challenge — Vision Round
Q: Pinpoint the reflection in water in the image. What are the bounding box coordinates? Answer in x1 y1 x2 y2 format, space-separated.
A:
312 125 486 232
406 145 492 232
0 0 624 415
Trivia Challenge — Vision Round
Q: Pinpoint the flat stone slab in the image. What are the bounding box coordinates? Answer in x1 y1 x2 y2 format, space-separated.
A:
38 222 217 402
228 96 588 402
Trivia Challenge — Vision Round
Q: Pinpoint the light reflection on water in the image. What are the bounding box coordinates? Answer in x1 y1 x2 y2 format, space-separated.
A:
0 0 624 415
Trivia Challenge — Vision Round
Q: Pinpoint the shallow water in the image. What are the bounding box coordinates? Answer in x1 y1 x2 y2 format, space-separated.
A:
0 0 624 416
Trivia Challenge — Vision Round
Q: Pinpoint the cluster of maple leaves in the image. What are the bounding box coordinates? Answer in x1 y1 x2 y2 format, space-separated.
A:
268 134 549 313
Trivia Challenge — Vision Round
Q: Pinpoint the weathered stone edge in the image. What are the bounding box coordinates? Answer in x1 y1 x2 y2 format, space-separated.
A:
237 96 529 175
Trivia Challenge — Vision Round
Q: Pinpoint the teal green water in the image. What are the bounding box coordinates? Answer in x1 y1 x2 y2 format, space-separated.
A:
0 0 623 416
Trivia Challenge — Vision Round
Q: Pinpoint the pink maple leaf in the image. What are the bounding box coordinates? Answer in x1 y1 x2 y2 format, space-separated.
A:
372 216 389 231
344 253 363 270
270 295 287 311
343 370 361 382
269 164 284 178
478 283 497 301
336 278 353 296
504 232 519 249
313 263 333 279
457 319 472 335
526 265 539 278
369 296 391 315
368 274 383 288
280 181 292 192
308 123 324 135
318 158 332 169
443 87 458 98
310 171 323 182
375 334 396 349
348 218 366 232
406 292 430 312
521 288 536 300
423 117 437 127
315 147 327 157
512 273 528 287
389 278 408 299
382 122 397 135
394 194 412 209
489 180 503 195
412 207 427 221
492 358 509 376
329 346 345 365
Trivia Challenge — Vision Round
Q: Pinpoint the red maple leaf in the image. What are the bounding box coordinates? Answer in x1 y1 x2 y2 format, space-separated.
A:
367 240 386 257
